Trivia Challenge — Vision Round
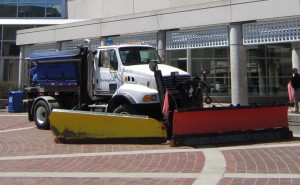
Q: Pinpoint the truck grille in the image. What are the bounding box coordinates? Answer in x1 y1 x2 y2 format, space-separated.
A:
162 75 191 94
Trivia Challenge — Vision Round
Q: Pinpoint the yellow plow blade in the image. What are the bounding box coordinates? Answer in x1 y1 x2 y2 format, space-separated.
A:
49 109 167 144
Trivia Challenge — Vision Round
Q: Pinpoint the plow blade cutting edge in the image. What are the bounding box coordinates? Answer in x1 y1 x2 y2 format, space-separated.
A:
171 104 293 146
49 109 167 144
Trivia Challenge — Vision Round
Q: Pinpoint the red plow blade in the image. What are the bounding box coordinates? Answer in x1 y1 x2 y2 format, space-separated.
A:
171 104 293 146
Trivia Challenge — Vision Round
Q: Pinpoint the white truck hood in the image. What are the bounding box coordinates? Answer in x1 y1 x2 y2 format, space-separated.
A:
123 64 190 77
122 64 191 90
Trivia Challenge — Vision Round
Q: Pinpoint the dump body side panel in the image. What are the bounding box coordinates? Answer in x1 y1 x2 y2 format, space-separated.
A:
29 50 81 93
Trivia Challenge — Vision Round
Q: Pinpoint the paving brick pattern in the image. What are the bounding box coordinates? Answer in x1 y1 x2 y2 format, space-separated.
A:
219 178 300 185
0 152 204 173
222 147 300 174
1 111 300 185
0 113 31 130
0 178 196 185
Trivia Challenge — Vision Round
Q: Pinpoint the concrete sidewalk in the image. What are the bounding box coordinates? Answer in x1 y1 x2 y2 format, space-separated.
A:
288 112 300 123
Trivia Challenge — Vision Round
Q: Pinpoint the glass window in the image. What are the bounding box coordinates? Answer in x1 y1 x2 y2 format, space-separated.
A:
2 41 20 56
3 25 32 40
0 3 17 17
18 3 45 17
119 47 162 66
0 26 2 40
0 0 17 2
246 43 292 97
110 50 118 70
168 49 186 59
0 0 64 18
18 0 40 2
46 0 62 17
191 47 227 58
3 58 19 82
3 25 18 40
100 50 110 68
191 47 230 95
167 50 187 70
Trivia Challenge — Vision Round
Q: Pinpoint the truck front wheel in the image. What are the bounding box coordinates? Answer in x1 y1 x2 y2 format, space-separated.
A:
113 104 136 115
33 100 50 130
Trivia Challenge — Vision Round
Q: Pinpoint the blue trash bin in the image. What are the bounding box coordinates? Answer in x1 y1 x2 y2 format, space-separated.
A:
8 91 23 112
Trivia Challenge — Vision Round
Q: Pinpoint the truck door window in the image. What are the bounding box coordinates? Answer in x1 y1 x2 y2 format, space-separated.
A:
110 50 118 70
98 51 102 67
100 50 110 68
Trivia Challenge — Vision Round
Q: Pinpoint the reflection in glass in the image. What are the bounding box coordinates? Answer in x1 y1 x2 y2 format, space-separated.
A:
2 42 20 56
0 3 17 17
3 25 32 40
0 0 64 18
18 3 45 17
191 48 230 95
246 44 292 96
46 1 61 17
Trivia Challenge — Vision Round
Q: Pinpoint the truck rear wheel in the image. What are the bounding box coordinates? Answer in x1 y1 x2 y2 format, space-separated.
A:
33 100 50 130
113 104 136 115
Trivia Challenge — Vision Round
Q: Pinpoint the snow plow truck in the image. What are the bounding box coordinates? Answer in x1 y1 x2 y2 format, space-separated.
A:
25 40 293 146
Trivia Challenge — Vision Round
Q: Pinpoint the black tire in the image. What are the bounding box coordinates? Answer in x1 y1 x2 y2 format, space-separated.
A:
33 100 50 130
113 104 137 115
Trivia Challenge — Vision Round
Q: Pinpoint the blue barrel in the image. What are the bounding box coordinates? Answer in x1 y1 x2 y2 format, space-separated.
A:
8 91 23 112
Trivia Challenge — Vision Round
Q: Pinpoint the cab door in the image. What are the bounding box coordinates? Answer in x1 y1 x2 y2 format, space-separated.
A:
93 49 119 96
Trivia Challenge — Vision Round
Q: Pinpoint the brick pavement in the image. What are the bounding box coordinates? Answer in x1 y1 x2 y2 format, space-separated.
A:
0 111 300 185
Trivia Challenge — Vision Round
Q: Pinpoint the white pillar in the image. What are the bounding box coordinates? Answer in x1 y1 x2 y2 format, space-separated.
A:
230 23 248 105
157 31 166 62
292 42 300 70
18 46 25 89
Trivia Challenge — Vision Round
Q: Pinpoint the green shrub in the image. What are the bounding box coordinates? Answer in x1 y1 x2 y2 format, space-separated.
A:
0 82 18 99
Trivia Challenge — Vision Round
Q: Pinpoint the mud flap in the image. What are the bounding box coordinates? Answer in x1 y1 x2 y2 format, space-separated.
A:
49 109 167 144
171 105 293 146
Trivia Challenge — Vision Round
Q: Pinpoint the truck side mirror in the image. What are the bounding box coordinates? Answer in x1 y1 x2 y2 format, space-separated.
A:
149 61 157 72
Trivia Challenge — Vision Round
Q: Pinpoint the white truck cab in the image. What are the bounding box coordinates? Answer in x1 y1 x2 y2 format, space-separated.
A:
92 44 191 117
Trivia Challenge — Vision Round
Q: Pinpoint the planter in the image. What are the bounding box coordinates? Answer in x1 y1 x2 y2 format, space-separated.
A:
0 99 8 109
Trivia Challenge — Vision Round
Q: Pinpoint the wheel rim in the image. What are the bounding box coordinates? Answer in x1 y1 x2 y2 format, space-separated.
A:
36 106 46 124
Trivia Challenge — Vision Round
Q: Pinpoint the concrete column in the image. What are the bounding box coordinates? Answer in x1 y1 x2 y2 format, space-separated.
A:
230 23 248 105
18 46 25 89
100 37 108 46
187 49 192 74
157 31 166 62
292 42 300 70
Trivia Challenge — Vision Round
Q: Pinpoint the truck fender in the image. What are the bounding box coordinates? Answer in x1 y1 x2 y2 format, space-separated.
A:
107 93 136 112
30 96 60 117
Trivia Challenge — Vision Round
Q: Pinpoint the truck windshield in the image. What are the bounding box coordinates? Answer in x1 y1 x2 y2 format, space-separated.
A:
119 47 162 66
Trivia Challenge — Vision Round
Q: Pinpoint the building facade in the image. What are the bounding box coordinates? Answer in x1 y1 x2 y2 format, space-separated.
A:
16 0 300 104
0 0 82 82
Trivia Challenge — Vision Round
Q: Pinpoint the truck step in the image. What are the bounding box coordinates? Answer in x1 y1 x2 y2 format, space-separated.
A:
88 104 107 112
